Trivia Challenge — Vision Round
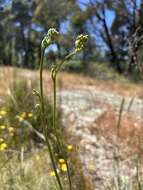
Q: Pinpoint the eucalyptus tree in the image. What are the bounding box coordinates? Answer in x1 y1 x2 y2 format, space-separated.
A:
79 0 141 73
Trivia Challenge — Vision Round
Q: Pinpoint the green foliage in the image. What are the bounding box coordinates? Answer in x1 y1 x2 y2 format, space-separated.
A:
0 148 88 190
127 69 143 82
89 62 126 81
0 150 58 190
0 73 86 189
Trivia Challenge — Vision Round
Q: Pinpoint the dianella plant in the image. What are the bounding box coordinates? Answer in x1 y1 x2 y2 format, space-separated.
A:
38 28 88 190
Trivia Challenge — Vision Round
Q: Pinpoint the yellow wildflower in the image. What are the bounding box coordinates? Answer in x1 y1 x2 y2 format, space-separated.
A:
18 116 24 122
8 127 14 133
58 158 65 164
0 143 7 151
28 112 33 118
67 144 73 151
20 112 26 118
88 164 96 171
61 164 67 172
0 138 4 142
0 110 7 116
50 171 56 177
0 125 6 130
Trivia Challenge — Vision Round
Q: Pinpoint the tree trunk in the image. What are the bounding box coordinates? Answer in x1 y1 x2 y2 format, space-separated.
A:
102 18 122 72
57 42 61 59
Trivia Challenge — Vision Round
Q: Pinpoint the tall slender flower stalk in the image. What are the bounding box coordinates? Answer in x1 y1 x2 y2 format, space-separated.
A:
51 52 76 190
50 34 88 190
38 28 88 190
39 29 63 190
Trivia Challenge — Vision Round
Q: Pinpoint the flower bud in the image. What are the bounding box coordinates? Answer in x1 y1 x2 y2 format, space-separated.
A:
41 28 60 49
75 34 88 53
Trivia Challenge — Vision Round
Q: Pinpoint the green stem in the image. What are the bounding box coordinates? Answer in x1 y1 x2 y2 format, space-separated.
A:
55 52 75 75
39 48 63 190
39 49 45 116
65 159 72 190
52 75 72 190
51 52 76 190
51 74 62 151
53 76 56 131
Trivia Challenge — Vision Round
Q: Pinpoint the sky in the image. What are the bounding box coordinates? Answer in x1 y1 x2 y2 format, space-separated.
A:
78 0 114 27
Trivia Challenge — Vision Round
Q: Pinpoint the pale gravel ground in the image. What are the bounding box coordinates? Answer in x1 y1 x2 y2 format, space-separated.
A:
59 89 143 190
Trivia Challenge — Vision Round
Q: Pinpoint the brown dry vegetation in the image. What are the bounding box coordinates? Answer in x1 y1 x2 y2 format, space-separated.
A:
0 67 142 141
0 66 142 98
0 67 142 142
88 104 143 158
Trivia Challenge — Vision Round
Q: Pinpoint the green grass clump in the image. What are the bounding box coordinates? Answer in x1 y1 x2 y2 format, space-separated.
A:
0 78 59 151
